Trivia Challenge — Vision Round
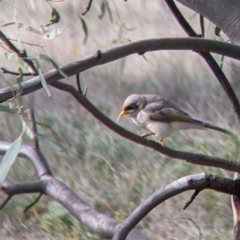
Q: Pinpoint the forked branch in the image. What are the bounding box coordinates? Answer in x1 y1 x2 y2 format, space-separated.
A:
51 81 240 173
0 142 151 240
112 173 240 240
165 0 240 127
1 38 240 102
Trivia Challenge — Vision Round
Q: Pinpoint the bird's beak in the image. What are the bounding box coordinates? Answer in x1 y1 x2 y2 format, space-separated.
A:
117 110 127 121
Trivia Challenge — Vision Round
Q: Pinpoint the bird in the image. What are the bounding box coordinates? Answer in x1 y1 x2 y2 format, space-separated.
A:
117 94 233 145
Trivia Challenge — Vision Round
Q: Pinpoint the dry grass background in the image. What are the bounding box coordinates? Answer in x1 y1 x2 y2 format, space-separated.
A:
0 0 239 239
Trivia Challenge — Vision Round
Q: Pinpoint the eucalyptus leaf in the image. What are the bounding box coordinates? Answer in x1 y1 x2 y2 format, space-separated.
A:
44 28 63 40
0 105 16 113
37 134 63 152
5 52 15 61
215 26 221 36
28 0 36 10
0 135 22 186
21 119 35 139
0 22 43 35
32 59 51 97
98 1 106 19
26 54 67 79
120 57 126 75
80 18 88 44
106 1 113 23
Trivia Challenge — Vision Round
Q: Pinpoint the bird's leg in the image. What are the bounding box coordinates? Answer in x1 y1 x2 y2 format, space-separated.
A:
141 132 154 139
157 139 164 146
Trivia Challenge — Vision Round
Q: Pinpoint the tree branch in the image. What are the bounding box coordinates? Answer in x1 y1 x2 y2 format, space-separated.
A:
0 142 151 240
82 0 93 15
0 67 34 76
50 81 240 173
0 142 52 177
165 0 240 127
26 109 39 149
175 0 240 44
0 31 37 75
112 173 240 240
2 181 45 195
1 38 240 102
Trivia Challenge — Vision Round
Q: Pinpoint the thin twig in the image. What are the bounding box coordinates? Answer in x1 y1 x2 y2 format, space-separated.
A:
50 81 240 173
1 67 34 76
82 0 93 15
0 31 37 75
183 189 200 210
8 38 45 48
24 193 43 212
165 0 240 126
75 73 82 93
26 109 39 149
0 195 12 210
83 86 88 96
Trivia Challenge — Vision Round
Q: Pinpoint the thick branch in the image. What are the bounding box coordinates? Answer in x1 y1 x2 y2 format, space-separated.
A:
44 176 149 240
0 143 150 240
112 173 240 240
51 82 240 173
1 38 240 102
165 0 240 125
175 0 240 44
2 181 45 195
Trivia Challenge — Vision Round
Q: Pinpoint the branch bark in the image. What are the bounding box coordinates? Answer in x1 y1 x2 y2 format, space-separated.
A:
0 142 151 240
112 173 240 240
165 0 240 127
175 0 240 44
51 81 240 173
1 38 240 102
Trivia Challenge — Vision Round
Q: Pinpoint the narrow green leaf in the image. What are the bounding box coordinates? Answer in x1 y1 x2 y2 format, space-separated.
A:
80 18 88 44
0 22 43 35
220 55 225 70
21 119 35 139
0 135 22 186
98 1 106 20
26 54 67 79
34 121 52 128
215 26 221 36
16 68 23 97
37 134 63 152
120 57 126 75
28 0 36 10
0 105 16 113
200 15 205 38
5 52 15 61
106 1 113 23
32 60 51 97
44 28 64 40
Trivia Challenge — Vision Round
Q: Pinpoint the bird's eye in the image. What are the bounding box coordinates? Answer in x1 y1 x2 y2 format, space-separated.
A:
125 103 137 111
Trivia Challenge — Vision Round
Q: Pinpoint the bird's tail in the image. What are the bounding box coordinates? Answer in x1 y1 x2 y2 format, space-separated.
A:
197 121 234 136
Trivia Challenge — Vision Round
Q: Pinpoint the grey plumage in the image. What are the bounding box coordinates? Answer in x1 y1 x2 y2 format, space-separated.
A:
118 94 233 143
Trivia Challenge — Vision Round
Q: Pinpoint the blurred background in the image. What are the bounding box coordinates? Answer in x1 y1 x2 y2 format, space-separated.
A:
0 0 239 239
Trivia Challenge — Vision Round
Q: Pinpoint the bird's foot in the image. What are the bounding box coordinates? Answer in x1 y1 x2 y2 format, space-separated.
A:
141 133 154 139
157 139 164 146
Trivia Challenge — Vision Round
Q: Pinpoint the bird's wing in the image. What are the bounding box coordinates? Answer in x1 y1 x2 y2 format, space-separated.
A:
144 103 194 123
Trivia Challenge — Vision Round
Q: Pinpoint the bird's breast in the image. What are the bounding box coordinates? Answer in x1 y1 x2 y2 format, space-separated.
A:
131 117 141 126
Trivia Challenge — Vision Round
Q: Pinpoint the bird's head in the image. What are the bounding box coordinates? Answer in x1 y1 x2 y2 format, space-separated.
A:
117 94 146 121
